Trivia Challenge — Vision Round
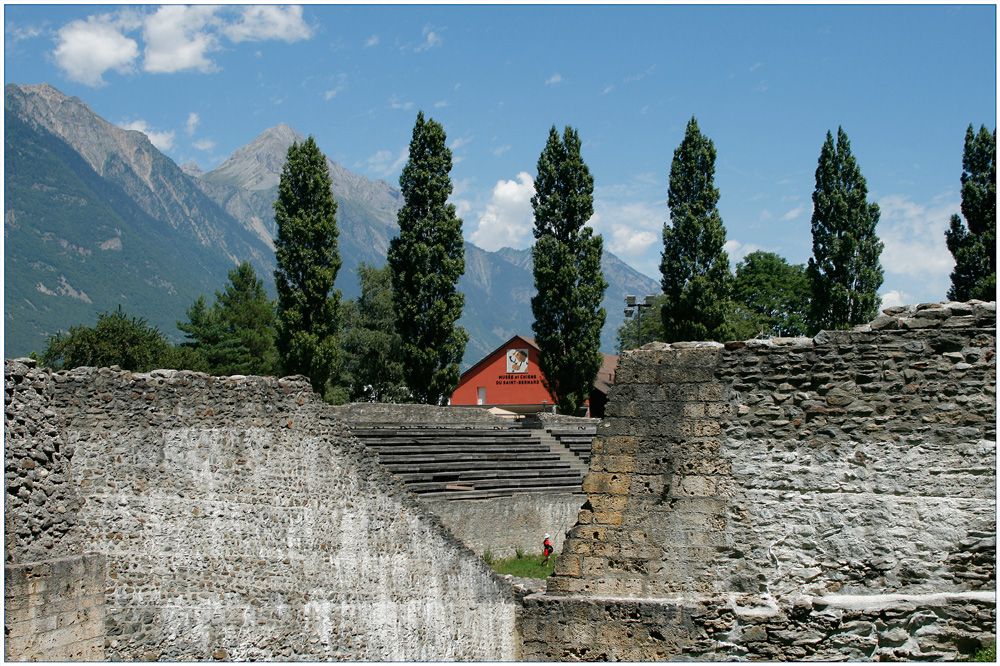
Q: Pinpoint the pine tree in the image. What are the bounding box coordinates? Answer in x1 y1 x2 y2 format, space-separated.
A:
530 125 607 415
178 261 279 377
659 116 733 342
273 136 342 397
945 124 996 302
388 111 468 405
807 127 884 332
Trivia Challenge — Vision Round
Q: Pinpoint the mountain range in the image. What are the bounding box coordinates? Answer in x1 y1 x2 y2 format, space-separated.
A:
4 82 659 367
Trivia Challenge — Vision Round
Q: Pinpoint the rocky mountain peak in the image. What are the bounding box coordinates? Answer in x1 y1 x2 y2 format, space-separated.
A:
202 123 306 191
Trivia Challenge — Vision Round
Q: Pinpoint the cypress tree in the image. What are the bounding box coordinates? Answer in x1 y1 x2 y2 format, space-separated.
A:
945 124 996 302
388 111 468 405
807 127 883 332
659 116 733 342
273 136 342 397
530 125 607 415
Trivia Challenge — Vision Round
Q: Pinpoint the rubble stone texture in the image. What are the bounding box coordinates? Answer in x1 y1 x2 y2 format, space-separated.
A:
4 362 518 661
525 301 996 661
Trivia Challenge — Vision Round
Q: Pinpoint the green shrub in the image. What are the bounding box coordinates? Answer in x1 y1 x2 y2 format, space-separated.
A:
486 554 554 579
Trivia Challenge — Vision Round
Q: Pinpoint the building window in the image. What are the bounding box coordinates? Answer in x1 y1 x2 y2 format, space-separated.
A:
477 387 486 405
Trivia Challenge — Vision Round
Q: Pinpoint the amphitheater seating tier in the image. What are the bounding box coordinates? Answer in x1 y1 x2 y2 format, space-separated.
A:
350 423 592 499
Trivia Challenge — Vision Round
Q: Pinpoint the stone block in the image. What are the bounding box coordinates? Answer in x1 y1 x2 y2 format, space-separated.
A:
589 454 635 474
582 473 631 495
554 555 581 577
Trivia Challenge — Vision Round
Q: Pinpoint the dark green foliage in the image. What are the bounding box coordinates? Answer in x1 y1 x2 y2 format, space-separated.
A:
273 136 342 397
807 128 884 333
177 262 279 376
946 125 996 302
38 306 172 372
389 111 468 405
659 117 733 343
530 125 607 415
342 263 407 402
615 296 666 353
731 251 810 339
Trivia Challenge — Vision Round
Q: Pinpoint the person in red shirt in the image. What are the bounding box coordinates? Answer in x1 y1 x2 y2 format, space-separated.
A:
543 534 553 566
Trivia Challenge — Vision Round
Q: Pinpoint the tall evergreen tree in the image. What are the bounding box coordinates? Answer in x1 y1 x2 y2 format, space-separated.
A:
273 136 342 397
659 117 733 342
388 111 468 405
945 124 996 302
530 125 607 415
807 127 883 332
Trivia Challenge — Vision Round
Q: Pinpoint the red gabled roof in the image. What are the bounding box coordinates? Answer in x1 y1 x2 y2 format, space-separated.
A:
459 334 539 381
459 334 618 393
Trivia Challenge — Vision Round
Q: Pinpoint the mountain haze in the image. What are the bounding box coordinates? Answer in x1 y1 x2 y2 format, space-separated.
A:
4 82 659 367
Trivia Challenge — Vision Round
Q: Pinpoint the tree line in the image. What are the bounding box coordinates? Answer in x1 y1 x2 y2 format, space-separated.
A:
35 116 994 414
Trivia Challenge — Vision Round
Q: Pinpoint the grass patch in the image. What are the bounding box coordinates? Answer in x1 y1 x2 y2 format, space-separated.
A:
969 642 996 662
485 553 554 579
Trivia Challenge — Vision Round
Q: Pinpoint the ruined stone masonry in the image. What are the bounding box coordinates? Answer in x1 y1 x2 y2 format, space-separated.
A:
5 300 996 662
5 365 519 661
523 301 996 661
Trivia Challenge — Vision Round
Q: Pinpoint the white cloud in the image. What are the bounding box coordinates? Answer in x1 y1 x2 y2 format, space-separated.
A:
545 73 563 86
366 148 408 178
877 193 956 301
185 112 199 136
624 65 656 84
223 5 313 43
390 96 414 111
52 15 139 86
602 84 614 95
364 34 379 48
879 289 913 310
724 240 764 265
192 138 216 151
781 203 809 221
325 86 344 100
493 145 511 157
434 100 449 108
118 119 175 151
415 24 443 52
469 172 537 251
749 62 763 72
450 136 473 151
142 5 220 74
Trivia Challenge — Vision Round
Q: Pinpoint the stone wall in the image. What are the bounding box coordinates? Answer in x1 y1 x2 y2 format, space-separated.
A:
524 301 996 661
424 492 584 558
4 362 519 661
4 554 106 661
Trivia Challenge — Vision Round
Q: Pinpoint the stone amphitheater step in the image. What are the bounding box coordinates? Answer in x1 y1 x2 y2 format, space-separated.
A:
405 475 583 494
418 486 587 500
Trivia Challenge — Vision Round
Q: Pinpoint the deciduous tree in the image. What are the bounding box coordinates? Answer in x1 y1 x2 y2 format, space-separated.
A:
659 117 733 342
946 124 996 302
388 111 468 404
807 127 883 332
530 125 607 415
731 251 810 339
273 136 342 398
39 305 172 372
342 263 407 402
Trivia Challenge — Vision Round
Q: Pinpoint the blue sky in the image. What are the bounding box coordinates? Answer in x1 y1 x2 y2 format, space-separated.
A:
4 3 997 308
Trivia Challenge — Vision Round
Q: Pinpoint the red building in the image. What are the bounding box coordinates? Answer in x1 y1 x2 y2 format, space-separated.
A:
450 335 618 417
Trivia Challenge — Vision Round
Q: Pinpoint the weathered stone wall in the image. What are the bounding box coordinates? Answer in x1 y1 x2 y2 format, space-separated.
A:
4 554 106 661
424 492 583 558
330 401 511 425
525 301 996 661
4 362 519 661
